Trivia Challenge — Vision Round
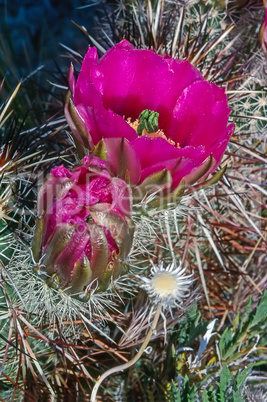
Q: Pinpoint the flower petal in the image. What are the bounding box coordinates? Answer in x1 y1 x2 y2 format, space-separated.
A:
74 102 137 146
132 136 206 186
168 81 231 149
208 122 234 163
74 46 104 103
98 41 204 125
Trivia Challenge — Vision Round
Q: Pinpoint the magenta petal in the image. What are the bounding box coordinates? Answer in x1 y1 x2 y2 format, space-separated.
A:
132 136 207 186
83 154 109 170
104 38 135 52
42 198 76 247
98 43 204 123
107 177 132 217
75 102 137 146
168 81 231 149
132 137 192 168
37 175 74 215
71 178 111 207
172 157 209 188
208 122 234 164
132 136 205 167
74 46 104 102
139 156 204 189
51 165 72 178
175 123 234 187
37 178 64 215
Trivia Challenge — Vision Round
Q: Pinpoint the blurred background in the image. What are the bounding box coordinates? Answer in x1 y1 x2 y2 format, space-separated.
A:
0 0 102 75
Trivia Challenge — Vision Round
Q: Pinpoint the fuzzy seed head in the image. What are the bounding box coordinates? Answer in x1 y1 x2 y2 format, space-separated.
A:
139 262 194 310
151 273 178 298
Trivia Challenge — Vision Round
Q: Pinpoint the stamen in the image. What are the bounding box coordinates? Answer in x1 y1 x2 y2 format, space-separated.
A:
126 114 178 147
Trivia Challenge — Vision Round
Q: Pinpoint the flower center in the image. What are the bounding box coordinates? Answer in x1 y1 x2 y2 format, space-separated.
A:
137 109 159 135
151 272 177 298
127 109 176 146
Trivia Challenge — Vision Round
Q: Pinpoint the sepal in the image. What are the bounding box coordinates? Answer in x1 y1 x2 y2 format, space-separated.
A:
93 138 141 184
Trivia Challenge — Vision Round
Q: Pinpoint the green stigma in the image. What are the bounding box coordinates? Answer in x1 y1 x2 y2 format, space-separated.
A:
137 109 159 135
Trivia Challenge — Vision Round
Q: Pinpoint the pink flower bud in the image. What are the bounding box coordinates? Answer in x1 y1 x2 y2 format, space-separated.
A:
32 155 134 296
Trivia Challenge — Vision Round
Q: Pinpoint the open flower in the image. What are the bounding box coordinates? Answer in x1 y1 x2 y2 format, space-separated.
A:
32 155 134 296
65 40 234 197
139 262 193 312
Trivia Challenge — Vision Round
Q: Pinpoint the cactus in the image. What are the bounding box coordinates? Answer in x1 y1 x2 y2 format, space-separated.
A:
0 0 266 400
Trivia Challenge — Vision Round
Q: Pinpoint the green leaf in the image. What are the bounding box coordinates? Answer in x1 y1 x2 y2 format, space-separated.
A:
166 380 181 402
232 312 240 332
218 364 232 396
202 389 209 402
219 327 233 359
234 366 252 389
232 390 243 402
181 376 198 402
240 297 252 331
250 291 267 328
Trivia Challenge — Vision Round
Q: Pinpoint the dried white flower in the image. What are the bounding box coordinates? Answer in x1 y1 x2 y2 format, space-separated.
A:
139 261 194 312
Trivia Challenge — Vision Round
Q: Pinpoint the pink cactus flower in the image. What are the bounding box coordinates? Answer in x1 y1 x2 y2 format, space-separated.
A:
65 40 234 194
32 155 134 295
